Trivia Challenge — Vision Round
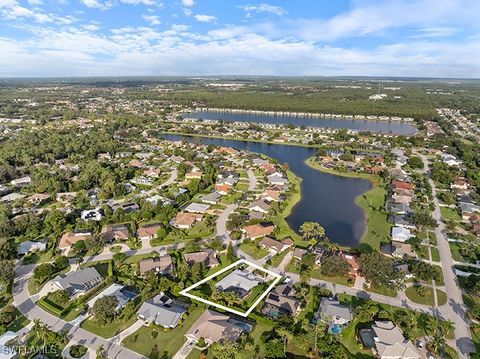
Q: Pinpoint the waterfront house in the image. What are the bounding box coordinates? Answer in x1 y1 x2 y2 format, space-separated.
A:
242 223 275 239
391 227 414 243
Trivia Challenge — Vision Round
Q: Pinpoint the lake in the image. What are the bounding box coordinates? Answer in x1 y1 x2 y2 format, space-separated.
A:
162 134 372 247
186 111 416 135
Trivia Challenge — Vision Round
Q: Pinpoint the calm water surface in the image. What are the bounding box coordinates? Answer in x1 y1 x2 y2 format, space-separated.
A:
162 134 371 247
187 111 416 135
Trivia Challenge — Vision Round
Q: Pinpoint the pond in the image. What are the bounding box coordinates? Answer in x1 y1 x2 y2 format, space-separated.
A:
186 111 416 135
162 134 371 247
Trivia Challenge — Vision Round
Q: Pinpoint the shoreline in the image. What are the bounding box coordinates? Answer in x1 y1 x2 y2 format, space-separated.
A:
304 156 388 251
187 108 415 122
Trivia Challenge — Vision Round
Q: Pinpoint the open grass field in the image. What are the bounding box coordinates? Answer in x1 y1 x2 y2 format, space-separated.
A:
405 286 447 306
440 206 461 221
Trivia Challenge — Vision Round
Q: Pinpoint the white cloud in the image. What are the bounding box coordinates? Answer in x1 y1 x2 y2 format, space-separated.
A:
182 0 194 7
80 0 112 9
194 14 216 23
239 3 286 16
142 14 161 25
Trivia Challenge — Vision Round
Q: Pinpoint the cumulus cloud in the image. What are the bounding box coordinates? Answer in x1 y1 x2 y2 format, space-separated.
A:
182 0 194 7
239 3 286 16
142 14 161 25
194 14 216 23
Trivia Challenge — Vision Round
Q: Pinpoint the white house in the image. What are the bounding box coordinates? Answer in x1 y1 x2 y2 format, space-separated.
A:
81 208 102 221
391 226 414 243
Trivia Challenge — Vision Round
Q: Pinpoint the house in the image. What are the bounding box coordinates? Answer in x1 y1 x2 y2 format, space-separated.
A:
172 212 203 229
185 171 202 180
391 194 413 205
137 223 162 240
293 247 308 260
381 242 416 258
315 297 352 325
184 249 219 268
137 293 187 328
17 240 47 255
263 284 301 317
129 159 144 168
144 167 161 178
249 199 271 214
261 189 283 202
131 176 153 186
0 193 26 203
81 208 102 221
10 176 31 187
441 153 462 167
87 283 135 310
28 193 51 205
111 202 140 214
391 227 414 243
253 158 269 166
392 181 414 191
451 177 468 191
215 183 232 195
387 214 416 230
185 309 249 346
243 223 275 239
267 174 288 186
51 267 103 299
459 202 480 220
0 331 17 359
215 269 263 297
371 321 421 359
386 203 412 215
183 202 210 214
101 224 129 242
139 255 173 275
259 237 293 255
340 252 360 277
58 230 93 250
200 192 222 205
56 192 77 204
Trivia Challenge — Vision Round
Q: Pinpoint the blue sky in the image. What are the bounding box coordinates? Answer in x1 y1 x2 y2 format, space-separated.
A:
0 0 479 77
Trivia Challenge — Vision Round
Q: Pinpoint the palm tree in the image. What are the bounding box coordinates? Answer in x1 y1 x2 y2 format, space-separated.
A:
439 319 455 337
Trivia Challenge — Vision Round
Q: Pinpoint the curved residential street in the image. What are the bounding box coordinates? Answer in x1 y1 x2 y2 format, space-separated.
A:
13 265 147 359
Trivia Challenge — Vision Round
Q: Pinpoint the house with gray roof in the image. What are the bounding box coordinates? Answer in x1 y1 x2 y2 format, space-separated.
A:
315 297 352 325
137 293 187 328
200 192 222 205
215 269 263 297
183 202 211 214
371 321 420 359
17 240 47 255
51 267 103 299
263 284 300 317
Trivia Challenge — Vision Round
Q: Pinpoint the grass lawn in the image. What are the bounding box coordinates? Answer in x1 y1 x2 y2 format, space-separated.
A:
440 206 461 221
449 242 474 263
81 314 138 339
286 259 353 286
5 307 30 332
405 286 446 306
28 265 71 295
430 247 440 262
340 319 375 359
364 284 398 297
269 170 303 242
235 182 249 192
123 305 206 358
238 241 269 260
269 249 290 267
22 250 53 265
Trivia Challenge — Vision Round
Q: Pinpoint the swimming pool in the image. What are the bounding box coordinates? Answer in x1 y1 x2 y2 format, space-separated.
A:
330 324 342 335
358 328 374 348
